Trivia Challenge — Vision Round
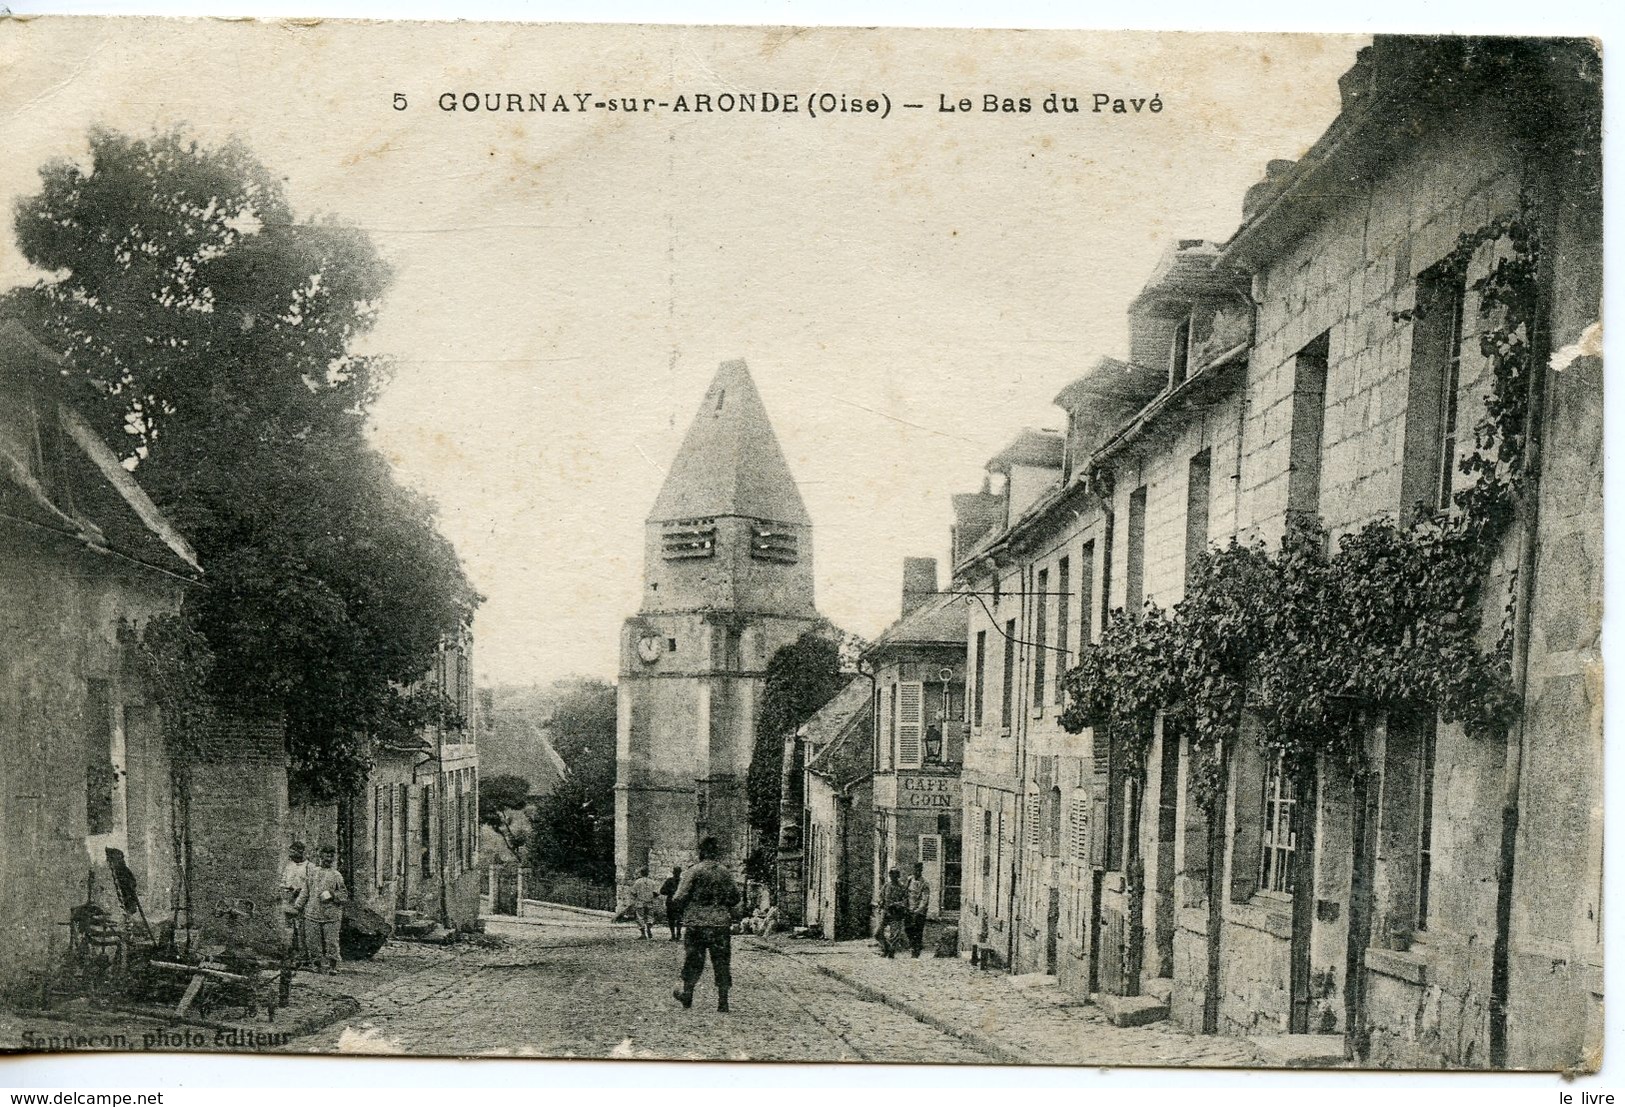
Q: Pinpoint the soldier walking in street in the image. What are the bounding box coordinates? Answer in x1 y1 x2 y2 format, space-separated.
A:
670 838 741 1012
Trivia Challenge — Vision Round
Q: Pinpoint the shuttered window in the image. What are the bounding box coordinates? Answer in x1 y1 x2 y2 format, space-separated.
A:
897 682 924 768
1070 796 1089 862
1026 793 1041 849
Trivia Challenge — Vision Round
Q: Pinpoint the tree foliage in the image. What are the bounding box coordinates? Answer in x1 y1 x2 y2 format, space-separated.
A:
746 625 848 844
527 679 617 884
6 127 479 797
479 773 533 858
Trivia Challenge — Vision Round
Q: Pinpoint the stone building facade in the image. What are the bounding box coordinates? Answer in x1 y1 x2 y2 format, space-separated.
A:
799 679 874 940
289 634 482 933
866 559 967 928
615 360 822 899
0 321 234 983
947 37 1601 1070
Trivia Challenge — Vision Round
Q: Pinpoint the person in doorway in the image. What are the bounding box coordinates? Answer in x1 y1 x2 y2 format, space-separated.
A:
295 845 348 974
670 838 741 1012
876 869 907 957
630 867 660 939
278 841 310 963
659 866 683 940
905 862 932 958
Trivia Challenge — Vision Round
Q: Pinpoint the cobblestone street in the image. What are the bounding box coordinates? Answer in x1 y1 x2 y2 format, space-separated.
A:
286 909 1270 1068
295 910 990 1063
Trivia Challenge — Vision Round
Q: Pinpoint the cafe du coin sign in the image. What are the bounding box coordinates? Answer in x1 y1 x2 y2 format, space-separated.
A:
898 775 956 809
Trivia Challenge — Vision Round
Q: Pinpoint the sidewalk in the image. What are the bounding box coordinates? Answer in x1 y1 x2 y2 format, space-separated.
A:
754 936 1272 1069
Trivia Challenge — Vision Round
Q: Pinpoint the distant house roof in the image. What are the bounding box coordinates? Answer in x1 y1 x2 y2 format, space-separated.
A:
986 427 1064 473
867 588 968 656
647 359 811 525
1127 239 1228 318
1053 356 1168 413
0 320 201 580
803 678 873 789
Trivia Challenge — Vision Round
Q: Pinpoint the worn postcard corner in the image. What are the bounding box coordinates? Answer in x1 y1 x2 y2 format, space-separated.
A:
0 17 1602 1074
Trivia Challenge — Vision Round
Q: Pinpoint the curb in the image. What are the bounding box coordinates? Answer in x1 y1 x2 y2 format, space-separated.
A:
806 961 1030 1065
519 900 616 920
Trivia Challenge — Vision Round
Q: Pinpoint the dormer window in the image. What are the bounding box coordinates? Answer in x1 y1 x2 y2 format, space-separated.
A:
750 521 798 564
1170 315 1192 387
662 518 716 560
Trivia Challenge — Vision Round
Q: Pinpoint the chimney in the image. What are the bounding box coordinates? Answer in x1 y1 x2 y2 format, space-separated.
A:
901 557 938 617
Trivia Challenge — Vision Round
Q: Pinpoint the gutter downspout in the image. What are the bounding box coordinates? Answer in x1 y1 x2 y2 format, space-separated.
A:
1489 150 1558 1070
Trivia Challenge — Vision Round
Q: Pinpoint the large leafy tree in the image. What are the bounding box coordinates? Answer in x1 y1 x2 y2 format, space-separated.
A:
5 127 479 797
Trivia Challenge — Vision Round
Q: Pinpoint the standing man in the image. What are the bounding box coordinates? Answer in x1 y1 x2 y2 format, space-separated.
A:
295 845 348 974
670 838 741 1012
876 869 907 957
278 841 310 964
659 866 684 941
629 867 660 939
905 862 932 958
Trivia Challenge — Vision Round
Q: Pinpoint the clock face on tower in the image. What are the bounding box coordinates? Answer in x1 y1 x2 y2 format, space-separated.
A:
636 635 664 663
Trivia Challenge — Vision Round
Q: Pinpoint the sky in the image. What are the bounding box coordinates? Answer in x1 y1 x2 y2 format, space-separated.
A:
0 19 1366 684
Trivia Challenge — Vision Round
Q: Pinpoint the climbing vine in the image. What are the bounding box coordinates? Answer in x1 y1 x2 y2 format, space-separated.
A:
1060 194 1540 806
129 612 217 762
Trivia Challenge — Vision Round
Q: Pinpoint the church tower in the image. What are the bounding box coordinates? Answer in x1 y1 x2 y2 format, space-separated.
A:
614 359 818 897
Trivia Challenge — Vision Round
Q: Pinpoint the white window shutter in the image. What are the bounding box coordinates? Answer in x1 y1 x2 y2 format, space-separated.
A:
897 682 924 768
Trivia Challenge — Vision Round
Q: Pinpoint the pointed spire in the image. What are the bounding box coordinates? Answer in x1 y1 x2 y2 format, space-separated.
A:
648 359 811 525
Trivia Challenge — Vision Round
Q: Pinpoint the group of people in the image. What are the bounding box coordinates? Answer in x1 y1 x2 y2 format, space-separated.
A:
627 865 687 941
876 862 932 958
629 838 742 1013
278 841 349 973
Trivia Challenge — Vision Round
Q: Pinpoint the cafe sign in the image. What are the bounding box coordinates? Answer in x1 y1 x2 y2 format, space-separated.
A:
897 774 958 809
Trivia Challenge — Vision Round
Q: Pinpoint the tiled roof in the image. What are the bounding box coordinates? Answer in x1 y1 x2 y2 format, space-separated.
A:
648 359 811 525
986 427 1064 473
867 588 968 654
0 320 201 579
1052 356 1167 412
801 678 871 760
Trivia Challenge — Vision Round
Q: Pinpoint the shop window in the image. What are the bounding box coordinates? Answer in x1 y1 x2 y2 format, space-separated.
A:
1033 567 1049 703
1000 620 1016 728
1126 486 1147 611
1379 710 1439 940
1258 754 1298 896
1286 332 1330 524
1185 450 1212 591
1055 556 1071 703
1402 264 1469 513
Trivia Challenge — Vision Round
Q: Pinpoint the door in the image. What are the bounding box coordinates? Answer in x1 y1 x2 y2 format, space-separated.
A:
1345 759 1378 1057
1154 723 1181 977
1287 758 1318 1034
1046 887 1061 975
942 836 962 912
918 834 942 916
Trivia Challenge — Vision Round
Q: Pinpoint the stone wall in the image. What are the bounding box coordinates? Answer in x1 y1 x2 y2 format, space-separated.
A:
0 528 186 991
